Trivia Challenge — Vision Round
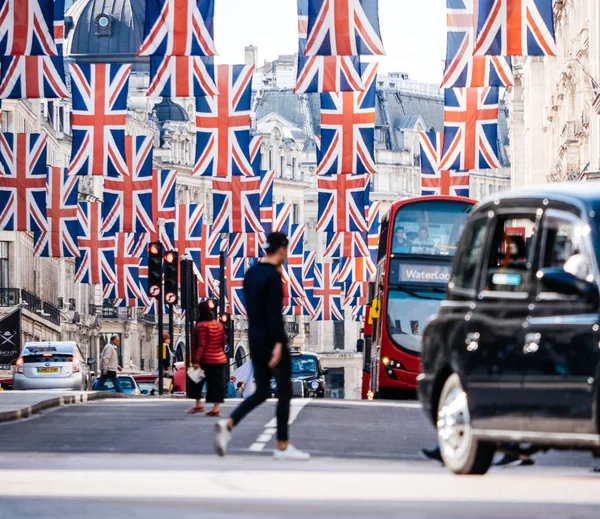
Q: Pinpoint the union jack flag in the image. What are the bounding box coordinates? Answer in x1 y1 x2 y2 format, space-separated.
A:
212 176 262 234
367 201 380 265
305 0 385 56
33 167 79 258
295 0 364 93
420 131 470 196
273 203 293 236
226 257 246 316
75 202 116 284
474 0 556 57
259 169 275 233
0 133 47 232
284 224 306 300
302 250 317 316
317 63 377 175
440 87 500 172
227 232 266 258
147 56 218 97
102 233 144 304
351 304 366 321
149 169 177 247
198 223 221 298
174 203 204 279
138 0 216 56
0 0 57 56
250 134 262 175
338 256 375 283
68 63 130 177
317 173 370 232
325 231 369 258
194 64 254 177
53 0 64 54
442 0 513 88
311 263 343 321
0 56 68 98
102 136 155 235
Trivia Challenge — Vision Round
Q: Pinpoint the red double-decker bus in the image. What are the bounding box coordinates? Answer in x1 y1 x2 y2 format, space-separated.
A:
363 196 475 399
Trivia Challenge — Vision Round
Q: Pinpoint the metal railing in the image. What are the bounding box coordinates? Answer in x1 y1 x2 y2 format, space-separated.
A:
0 288 20 307
0 288 60 326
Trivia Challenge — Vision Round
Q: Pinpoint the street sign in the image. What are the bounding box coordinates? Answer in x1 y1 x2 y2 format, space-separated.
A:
165 293 176 305
149 285 160 297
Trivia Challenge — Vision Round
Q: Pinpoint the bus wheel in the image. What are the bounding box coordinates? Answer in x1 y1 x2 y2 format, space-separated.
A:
437 374 495 475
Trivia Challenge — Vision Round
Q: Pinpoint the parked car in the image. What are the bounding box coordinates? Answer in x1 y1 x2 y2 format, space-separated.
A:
13 342 95 391
270 351 328 398
92 375 141 395
418 183 600 475
132 374 158 395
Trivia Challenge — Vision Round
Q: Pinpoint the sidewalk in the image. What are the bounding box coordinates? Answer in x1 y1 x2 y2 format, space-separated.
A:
0 391 130 423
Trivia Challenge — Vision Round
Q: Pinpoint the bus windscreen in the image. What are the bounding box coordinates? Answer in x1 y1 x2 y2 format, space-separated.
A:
391 200 472 257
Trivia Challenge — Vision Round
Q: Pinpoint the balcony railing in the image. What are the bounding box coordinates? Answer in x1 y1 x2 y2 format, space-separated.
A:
0 288 60 326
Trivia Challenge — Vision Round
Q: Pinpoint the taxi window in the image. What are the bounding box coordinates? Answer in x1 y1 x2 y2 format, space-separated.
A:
482 215 537 296
450 216 489 294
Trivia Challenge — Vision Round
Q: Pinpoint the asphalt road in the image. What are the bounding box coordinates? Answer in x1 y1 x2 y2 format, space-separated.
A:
0 398 598 519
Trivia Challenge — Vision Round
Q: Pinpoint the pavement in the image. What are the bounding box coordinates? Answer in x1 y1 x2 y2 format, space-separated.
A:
0 397 597 518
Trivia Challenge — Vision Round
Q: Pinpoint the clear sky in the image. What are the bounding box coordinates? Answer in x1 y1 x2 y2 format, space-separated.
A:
213 0 447 85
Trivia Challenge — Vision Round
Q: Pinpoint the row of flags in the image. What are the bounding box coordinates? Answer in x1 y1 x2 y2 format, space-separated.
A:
419 0 557 196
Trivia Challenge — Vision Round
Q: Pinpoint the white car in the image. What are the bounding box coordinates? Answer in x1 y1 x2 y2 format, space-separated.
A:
13 342 95 391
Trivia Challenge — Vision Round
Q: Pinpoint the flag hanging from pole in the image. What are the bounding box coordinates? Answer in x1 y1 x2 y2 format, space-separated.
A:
311 262 343 321
212 176 262 233
147 56 218 97
0 0 57 56
420 131 470 196
317 173 370 233
0 56 68 98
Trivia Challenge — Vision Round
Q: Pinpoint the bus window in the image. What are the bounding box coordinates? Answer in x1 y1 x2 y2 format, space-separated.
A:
392 200 472 256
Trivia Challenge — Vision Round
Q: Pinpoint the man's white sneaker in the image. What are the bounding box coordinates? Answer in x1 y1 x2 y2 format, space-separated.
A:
273 444 311 461
214 419 231 457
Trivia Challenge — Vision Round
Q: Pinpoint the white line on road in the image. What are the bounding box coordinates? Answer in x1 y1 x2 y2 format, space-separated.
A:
248 399 310 452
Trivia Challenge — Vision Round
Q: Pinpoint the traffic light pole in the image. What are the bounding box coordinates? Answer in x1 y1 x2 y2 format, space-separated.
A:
168 305 174 366
157 288 164 396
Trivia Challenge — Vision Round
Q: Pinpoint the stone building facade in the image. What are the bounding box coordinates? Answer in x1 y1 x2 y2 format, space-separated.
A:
508 0 600 187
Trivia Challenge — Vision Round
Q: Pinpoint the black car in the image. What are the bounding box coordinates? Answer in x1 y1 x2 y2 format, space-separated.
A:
418 183 600 475
270 351 328 398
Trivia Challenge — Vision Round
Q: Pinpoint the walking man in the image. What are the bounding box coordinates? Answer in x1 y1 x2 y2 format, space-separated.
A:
214 232 310 460
97 335 123 393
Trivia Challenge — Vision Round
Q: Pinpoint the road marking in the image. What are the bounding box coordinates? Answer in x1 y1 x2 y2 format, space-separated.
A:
308 399 422 409
248 399 310 452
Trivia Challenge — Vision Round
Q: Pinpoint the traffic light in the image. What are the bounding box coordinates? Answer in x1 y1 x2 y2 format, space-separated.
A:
219 312 231 330
147 241 163 298
163 250 178 305
220 312 234 359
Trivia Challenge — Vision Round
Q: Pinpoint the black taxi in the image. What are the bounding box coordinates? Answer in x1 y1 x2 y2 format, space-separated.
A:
418 183 600 474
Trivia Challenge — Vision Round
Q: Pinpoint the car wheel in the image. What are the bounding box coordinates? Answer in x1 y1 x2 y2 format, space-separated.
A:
437 373 495 475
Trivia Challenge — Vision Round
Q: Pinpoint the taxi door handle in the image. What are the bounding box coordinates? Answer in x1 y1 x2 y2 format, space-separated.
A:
523 333 541 355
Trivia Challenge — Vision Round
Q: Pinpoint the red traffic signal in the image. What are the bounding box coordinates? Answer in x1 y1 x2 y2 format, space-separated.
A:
164 251 176 264
148 243 161 256
219 313 230 324
207 299 216 310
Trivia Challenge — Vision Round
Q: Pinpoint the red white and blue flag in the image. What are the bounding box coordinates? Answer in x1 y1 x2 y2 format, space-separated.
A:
338 256 375 283
474 0 556 57
311 262 343 321
295 0 364 93
440 87 500 172
367 201 380 265
273 203 293 236
250 134 262 175
442 0 513 88
33 167 79 258
226 257 246 316
227 232 266 258
198 223 221 298
284 224 306 300
53 0 64 54
324 231 369 258
75 202 116 284
259 169 275 233
302 250 317 317
138 0 216 56
420 131 470 196
102 233 144 304
0 133 47 232
0 0 57 56
147 56 218 97
68 63 130 177
212 176 263 233
317 173 370 233
149 169 177 247
0 56 68 98
305 0 385 56
317 63 377 175
174 203 204 279
102 136 155 235
194 64 254 177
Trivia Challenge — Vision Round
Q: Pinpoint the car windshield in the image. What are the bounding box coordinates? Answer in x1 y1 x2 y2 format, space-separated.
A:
291 356 318 375
101 377 135 390
386 289 446 355
392 200 472 256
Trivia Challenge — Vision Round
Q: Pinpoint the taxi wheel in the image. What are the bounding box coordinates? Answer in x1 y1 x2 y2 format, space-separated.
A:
437 374 495 475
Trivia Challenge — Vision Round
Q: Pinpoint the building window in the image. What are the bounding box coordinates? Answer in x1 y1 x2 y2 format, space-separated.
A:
292 157 297 179
280 156 285 178
0 242 8 289
292 203 299 225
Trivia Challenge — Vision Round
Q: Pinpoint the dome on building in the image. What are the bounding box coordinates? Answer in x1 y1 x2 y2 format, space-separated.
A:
66 0 147 70
154 98 189 123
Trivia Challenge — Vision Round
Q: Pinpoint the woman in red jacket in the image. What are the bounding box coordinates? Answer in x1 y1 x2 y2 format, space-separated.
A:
188 300 227 416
